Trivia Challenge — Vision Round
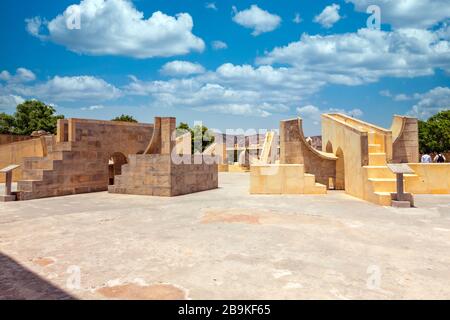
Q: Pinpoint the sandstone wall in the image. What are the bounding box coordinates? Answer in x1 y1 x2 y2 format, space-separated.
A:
391 116 419 163
0 137 47 183
280 118 337 188
0 134 32 146
17 119 153 200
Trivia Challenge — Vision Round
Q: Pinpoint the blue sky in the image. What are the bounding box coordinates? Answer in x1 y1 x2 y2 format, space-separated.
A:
0 0 449 135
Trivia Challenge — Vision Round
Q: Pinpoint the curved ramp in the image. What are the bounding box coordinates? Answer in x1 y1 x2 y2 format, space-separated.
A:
280 117 337 187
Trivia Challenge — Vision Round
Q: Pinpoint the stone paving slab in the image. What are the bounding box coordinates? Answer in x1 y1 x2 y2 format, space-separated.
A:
1 173 450 299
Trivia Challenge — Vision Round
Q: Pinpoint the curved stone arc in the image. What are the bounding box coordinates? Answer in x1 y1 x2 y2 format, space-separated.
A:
280 117 336 187
144 117 162 155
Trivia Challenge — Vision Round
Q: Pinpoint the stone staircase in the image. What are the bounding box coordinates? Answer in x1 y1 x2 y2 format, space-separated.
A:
363 131 418 205
16 141 108 200
304 173 327 194
17 142 75 200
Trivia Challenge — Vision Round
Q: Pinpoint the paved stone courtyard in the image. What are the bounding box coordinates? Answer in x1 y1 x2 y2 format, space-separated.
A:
1 173 450 299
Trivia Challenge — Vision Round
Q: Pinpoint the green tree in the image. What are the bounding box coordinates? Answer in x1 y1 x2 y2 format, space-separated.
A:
112 114 138 123
176 122 215 153
419 110 450 154
1 100 64 135
0 112 16 134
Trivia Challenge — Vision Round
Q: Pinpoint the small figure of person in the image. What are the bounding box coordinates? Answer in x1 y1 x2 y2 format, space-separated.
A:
434 153 446 163
421 153 432 163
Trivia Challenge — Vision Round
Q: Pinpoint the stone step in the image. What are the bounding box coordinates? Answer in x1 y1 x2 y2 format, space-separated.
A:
53 142 75 152
368 144 382 153
364 166 394 178
368 178 397 193
48 150 74 161
17 180 38 192
21 169 45 180
369 153 386 165
373 192 392 206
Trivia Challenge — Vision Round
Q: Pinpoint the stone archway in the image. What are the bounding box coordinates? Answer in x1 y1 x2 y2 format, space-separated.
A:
109 152 127 185
335 147 345 190
326 141 333 153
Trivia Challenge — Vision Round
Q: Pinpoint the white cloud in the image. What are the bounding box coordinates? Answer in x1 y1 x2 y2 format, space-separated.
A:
293 13 302 24
0 95 25 109
380 89 422 101
232 5 281 36
81 104 105 111
258 28 450 85
0 71 11 82
205 2 217 11
212 40 228 50
297 104 363 124
124 63 320 117
160 61 205 76
408 87 450 119
0 68 36 83
26 0 205 58
346 0 450 29
25 16 45 39
314 4 341 28
6 75 121 102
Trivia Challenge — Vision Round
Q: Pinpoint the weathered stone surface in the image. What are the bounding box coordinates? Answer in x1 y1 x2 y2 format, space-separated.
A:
109 117 218 197
15 119 154 200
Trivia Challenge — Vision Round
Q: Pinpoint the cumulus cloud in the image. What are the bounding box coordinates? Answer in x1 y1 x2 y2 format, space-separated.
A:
0 94 25 109
232 5 281 36
124 63 323 117
257 28 450 85
297 104 363 124
26 0 205 58
212 40 228 50
379 90 421 101
4 75 121 102
0 68 36 83
314 4 341 28
346 0 450 29
81 104 105 111
408 87 450 119
160 61 205 76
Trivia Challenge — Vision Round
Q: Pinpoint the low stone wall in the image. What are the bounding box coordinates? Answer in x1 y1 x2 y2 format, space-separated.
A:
0 137 46 183
406 163 450 194
0 134 32 146
250 164 326 194
109 154 218 196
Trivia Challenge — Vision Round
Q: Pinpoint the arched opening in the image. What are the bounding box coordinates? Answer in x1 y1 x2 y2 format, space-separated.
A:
326 141 333 153
108 152 127 185
335 147 345 190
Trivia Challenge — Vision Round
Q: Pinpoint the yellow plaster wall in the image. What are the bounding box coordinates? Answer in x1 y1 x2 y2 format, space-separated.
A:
321 115 369 199
406 163 450 194
250 164 326 194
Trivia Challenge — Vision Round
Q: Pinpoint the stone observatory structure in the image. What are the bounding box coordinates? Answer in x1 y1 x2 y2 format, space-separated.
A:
108 117 218 197
13 118 153 200
250 118 337 195
321 113 449 206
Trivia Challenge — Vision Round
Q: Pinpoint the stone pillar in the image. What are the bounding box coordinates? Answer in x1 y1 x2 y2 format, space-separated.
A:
280 119 304 164
160 117 177 155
